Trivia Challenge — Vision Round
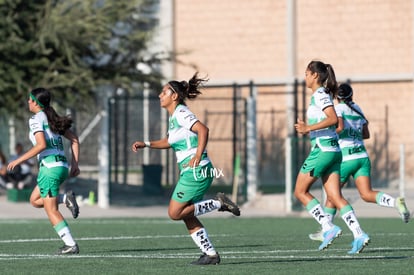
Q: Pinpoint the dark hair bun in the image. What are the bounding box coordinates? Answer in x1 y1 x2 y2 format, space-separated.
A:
338 83 353 99
180 81 189 92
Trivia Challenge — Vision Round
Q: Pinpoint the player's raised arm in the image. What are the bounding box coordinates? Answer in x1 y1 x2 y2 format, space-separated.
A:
131 137 170 152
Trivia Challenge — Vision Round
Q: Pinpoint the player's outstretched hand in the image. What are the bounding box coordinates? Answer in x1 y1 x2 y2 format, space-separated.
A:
132 141 145 152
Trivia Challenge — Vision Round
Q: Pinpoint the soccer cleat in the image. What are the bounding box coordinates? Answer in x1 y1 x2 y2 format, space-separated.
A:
57 244 79 255
190 253 220 265
215 192 240 216
348 233 370 254
395 197 410 223
65 190 80 219
318 225 342 251
308 228 324 242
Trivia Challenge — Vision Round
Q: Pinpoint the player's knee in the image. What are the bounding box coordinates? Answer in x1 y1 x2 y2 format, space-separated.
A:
293 188 303 200
30 199 43 208
359 193 372 203
168 209 183 221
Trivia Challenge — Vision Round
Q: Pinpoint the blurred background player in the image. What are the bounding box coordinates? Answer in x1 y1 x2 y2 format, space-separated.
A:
6 143 35 189
0 149 8 189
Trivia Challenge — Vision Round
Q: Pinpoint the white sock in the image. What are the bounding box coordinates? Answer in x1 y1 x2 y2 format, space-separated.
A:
54 220 76 246
190 228 216 256
376 192 395 208
340 206 364 238
193 199 221 216
324 207 337 223
306 200 333 232
57 194 66 204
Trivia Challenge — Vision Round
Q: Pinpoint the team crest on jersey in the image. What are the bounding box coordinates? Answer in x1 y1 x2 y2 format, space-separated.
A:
185 114 196 122
30 122 39 128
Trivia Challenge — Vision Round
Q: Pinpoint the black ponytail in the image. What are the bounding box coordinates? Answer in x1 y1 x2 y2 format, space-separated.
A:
168 72 208 105
30 88 73 135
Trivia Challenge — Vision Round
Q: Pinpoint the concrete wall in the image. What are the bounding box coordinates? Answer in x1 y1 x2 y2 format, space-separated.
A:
166 0 414 185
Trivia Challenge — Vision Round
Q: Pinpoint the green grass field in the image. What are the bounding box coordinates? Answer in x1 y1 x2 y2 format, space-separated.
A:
0 217 412 274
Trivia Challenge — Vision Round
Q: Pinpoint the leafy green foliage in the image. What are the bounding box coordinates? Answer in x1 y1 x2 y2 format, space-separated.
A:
0 0 166 116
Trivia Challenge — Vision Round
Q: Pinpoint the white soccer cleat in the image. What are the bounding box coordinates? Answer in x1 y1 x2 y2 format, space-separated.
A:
308 228 324 242
396 197 410 223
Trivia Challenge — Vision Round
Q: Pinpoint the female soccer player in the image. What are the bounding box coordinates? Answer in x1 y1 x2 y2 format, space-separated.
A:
131 73 240 265
309 83 410 241
294 61 369 254
7 88 80 254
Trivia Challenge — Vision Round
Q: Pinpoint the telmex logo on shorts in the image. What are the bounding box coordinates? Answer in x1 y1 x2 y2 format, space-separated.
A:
192 165 224 180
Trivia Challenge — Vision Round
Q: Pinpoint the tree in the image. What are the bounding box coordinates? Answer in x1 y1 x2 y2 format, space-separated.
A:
0 0 166 116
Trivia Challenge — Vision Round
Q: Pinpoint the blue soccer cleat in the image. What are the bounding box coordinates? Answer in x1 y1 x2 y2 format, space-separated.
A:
348 233 370 254
318 225 342 251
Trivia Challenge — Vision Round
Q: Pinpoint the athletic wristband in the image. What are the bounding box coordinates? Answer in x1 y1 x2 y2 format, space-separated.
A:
144 141 151 148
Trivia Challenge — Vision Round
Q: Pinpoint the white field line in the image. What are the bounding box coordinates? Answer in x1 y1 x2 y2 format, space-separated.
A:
0 234 413 260
0 219 176 225
0 234 223 243
1 231 413 244
0 251 412 261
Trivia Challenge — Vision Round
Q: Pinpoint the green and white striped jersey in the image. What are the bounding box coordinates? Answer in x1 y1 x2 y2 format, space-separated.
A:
168 104 210 167
29 111 68 168
335 102 368 161
307 87 340 152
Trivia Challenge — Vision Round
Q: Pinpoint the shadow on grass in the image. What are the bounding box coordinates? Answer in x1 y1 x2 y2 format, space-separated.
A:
63 177 250 207
220 254 413 265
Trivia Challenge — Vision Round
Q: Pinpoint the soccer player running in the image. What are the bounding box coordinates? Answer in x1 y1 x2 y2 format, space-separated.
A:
294 61 369 254
131 73 240 265
7 88 80 254
309 83 410 241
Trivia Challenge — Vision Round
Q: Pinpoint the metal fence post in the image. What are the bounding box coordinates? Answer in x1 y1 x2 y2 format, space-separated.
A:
98 90 111 208
246 81 257 202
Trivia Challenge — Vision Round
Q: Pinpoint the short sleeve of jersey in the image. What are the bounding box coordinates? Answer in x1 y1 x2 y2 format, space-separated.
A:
314 89 333 110
175 106 199 130
335 102 367 124
335 103 346 118
29 113 45 134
